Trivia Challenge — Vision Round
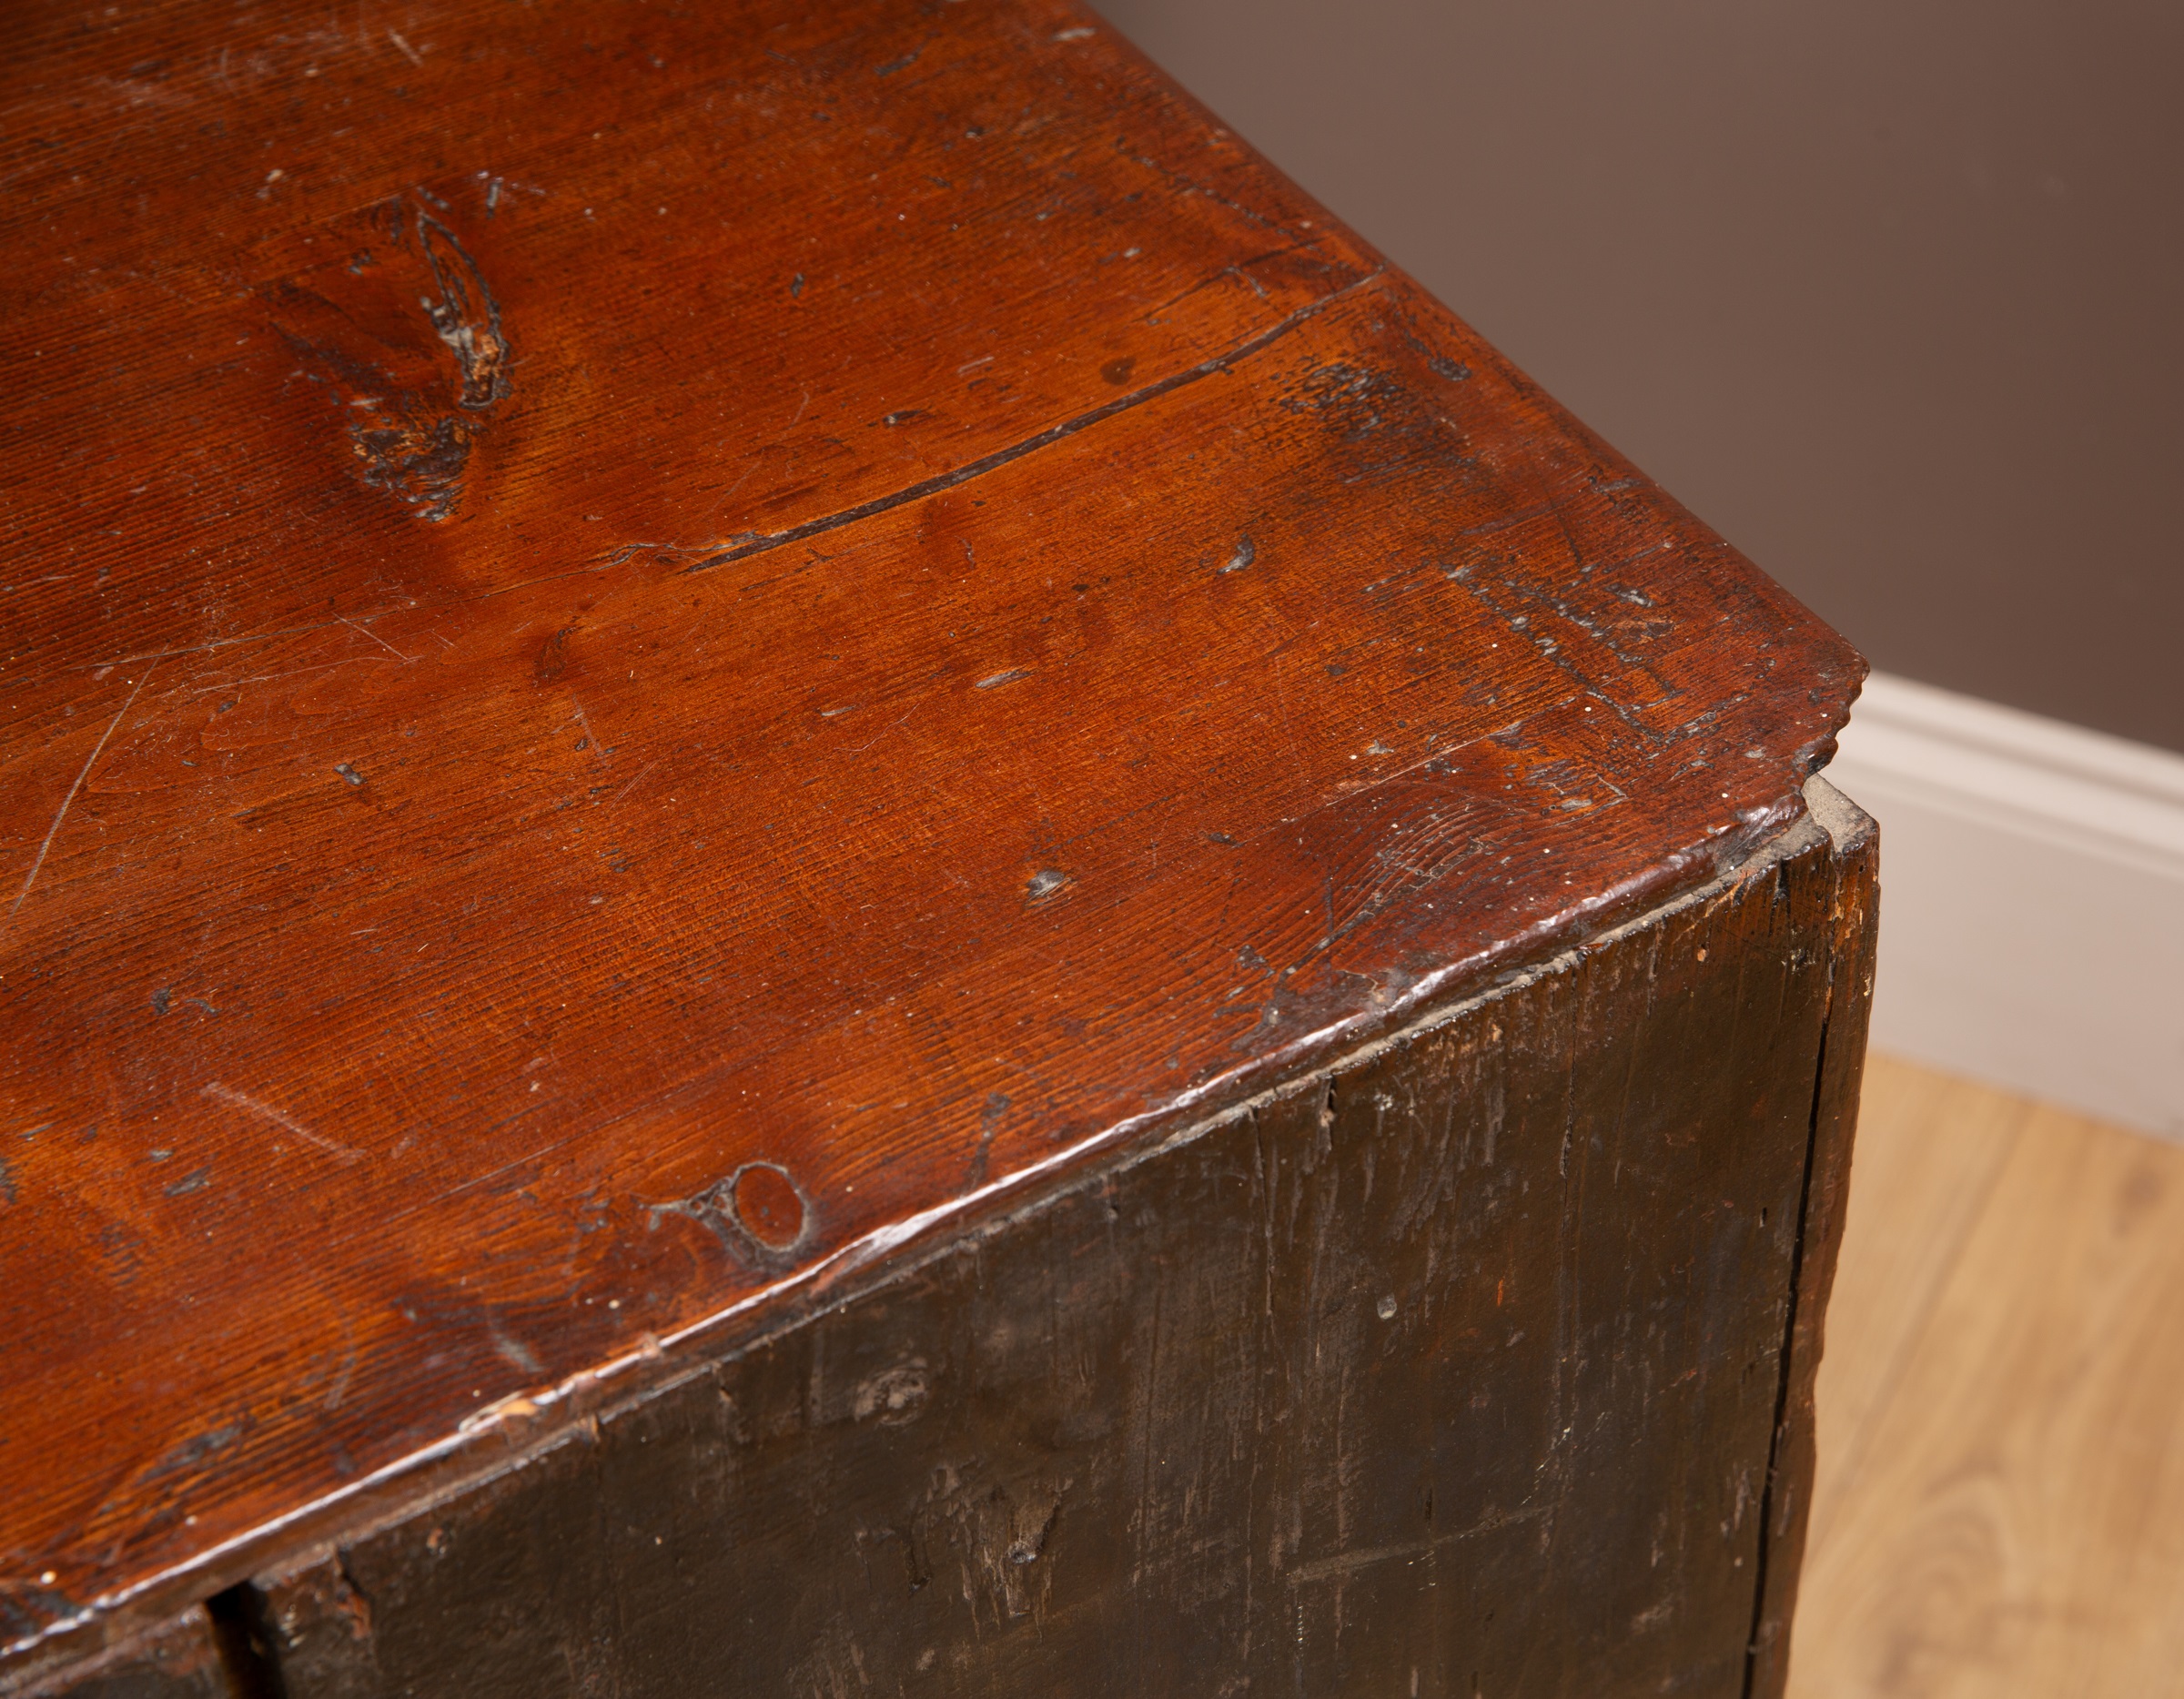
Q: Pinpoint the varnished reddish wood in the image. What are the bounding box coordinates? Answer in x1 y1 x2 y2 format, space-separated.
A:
0 0 1861 1677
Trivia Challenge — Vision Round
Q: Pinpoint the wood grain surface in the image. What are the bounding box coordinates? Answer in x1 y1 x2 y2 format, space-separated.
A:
1791 1061 2184 1699
224 806 1866 1699
0 0 1862 1676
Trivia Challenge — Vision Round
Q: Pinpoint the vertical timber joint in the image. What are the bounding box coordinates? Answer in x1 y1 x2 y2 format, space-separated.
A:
1738 1022 1833 1694
1736 773 1878 1696
1739 888 1848 1696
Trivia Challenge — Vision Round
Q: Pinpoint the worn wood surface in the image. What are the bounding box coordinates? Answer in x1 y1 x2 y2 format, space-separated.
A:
229 803 1868 1698
11 1610 228 1699
0 0 1863 1684
12 794 1877 1699
1790 1061 2184 1699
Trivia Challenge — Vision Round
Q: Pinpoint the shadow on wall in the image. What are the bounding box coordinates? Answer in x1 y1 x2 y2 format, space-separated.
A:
1092 0 2184 756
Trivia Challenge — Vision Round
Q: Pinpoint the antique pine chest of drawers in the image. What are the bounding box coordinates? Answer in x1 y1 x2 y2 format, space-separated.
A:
0 1 1874 1694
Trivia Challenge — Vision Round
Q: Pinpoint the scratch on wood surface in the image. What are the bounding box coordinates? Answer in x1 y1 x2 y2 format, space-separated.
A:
339 615 414 662
324 1319 359 1413
200 1082 364 1164
5 662 158 925
570 702 609 762
1285 1505 1551 1584
73 614 373 673
609 758 658 806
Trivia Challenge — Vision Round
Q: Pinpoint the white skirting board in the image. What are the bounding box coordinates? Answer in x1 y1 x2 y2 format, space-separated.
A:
1823 672 2184 1140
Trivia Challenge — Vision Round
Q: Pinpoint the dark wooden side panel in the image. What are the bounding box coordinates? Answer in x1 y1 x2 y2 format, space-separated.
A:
19 1610 230 1699
1746 778 1880 1697
224 810 1859 1699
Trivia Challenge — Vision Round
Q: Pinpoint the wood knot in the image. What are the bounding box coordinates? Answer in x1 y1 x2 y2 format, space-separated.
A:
653 1159 815 1269
729 1162 807 1252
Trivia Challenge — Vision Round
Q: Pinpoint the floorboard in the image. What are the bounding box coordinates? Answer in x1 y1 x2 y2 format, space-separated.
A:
1789 1053 2184 1698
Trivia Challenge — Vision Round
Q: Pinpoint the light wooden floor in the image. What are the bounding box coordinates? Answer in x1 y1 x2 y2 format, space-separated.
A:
1787 1052 2184 1699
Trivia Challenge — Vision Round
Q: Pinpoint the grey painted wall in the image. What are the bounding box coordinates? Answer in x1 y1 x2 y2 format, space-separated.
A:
1094 0 2184 753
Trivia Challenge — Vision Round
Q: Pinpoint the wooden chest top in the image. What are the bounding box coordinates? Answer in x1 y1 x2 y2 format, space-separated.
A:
0 0 1860 1661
